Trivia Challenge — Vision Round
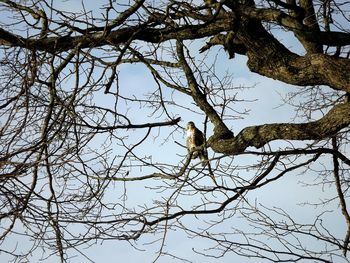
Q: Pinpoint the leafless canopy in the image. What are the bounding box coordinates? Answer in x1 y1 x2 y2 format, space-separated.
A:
1 0 350 262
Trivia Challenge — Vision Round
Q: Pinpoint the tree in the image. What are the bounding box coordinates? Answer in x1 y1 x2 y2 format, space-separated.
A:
0 0 350 262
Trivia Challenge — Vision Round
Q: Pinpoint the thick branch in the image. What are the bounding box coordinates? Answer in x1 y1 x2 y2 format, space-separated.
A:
209 103 350 154
250 53 350 92
239 6 350 48
0 19 231 52
234 18 350 92
176 41 233 137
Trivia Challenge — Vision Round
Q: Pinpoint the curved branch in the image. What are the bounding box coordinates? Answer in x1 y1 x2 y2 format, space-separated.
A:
146 154 281 226
233 18 350 92
0 0 42 19
209 102 350 154
176 40 233 137
93 153 193 182
239 6 350 48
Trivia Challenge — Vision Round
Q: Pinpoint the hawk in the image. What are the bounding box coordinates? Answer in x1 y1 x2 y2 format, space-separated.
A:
186 121 208 166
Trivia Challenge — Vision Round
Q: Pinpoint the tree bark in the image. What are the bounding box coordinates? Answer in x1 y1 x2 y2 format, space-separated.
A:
209 102 350 154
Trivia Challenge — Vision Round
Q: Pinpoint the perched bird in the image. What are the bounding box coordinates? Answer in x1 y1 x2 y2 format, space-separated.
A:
186 121 208 166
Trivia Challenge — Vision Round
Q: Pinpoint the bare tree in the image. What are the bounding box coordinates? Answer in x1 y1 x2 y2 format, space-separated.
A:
0 0 350 262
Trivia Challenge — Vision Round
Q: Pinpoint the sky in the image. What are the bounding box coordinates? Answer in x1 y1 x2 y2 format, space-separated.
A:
0 1 349 263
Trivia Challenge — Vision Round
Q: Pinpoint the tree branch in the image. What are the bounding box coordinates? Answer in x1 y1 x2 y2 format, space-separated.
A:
0 19 231 52
332 137 350 256
209 102 350 154
176 40 233 137
233 17 350 92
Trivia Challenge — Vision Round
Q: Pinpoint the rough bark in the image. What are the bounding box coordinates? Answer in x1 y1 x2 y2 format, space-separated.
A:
232 18 350 92
209 103 350 154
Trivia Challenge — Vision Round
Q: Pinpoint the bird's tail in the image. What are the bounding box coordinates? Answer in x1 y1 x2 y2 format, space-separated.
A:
199 149 208 167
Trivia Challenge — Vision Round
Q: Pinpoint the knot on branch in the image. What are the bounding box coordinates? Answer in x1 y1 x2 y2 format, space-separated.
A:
239 126 267 148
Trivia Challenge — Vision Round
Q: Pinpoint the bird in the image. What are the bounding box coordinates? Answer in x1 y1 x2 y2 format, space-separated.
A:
186 121 208 166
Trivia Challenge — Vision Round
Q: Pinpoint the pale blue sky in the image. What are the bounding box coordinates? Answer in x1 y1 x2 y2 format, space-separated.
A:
0 1 348 263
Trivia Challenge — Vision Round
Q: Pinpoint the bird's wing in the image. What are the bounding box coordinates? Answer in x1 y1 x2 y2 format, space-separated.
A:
193 128 204 146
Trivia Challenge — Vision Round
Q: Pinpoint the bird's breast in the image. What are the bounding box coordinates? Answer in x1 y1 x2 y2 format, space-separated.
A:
186 129 194 137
